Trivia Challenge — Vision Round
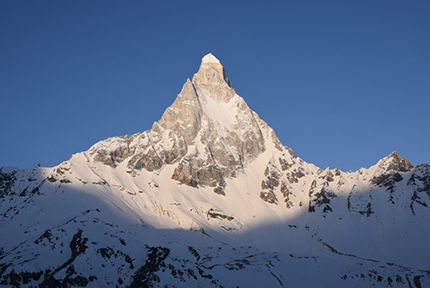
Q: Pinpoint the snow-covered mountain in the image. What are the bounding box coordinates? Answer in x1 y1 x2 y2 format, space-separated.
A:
1 53 429 287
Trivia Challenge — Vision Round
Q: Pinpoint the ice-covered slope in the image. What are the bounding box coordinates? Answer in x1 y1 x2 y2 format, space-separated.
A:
1 54 429 287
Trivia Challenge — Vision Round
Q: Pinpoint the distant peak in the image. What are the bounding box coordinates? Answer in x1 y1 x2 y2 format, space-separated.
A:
378 151 413 172
202 53 221 64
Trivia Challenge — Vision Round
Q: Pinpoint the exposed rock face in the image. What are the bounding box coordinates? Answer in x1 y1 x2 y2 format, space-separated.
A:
408 163 430 215
260 161 281 204
380 151 414 172
171 154 226 195
280 179 293 208
158 79 202 145
89 54 275 194
0 168 16 197
371 152 413 185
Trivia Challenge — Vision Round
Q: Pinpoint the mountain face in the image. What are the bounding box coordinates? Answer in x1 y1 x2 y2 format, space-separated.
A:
1 54 430 288
89 53 278 196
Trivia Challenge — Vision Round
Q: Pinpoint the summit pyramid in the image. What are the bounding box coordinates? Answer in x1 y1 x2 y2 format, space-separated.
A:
89 53 288 196
1 54 429 287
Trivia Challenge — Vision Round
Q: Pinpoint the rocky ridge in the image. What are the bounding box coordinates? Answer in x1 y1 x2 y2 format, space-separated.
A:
89 53 284 195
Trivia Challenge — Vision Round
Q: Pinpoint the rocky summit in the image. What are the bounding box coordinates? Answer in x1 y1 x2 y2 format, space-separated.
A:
1 54 430 288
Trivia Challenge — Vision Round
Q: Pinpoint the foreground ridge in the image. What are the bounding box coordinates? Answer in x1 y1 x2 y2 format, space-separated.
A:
1 54 429 287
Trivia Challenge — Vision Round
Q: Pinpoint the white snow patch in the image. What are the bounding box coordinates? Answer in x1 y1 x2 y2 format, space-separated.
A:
202 53 220 64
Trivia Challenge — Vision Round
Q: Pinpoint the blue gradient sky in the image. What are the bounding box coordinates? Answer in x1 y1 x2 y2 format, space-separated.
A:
1 1 429 171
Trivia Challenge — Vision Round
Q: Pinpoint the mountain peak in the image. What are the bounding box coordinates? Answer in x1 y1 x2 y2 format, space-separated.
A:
194 53 233 99
377 151 414 172
389 151 401 159
3 53 430 287
201 53 221 64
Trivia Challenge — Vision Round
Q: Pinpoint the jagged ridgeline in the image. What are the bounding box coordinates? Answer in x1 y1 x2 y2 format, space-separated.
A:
1 54 429 287
89 53 280 196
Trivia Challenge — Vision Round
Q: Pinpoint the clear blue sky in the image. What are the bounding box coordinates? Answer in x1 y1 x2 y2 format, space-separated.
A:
1 0 429 171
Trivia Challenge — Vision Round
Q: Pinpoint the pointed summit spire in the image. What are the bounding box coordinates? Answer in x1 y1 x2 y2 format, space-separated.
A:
194 53 233 100
201 53 221 64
